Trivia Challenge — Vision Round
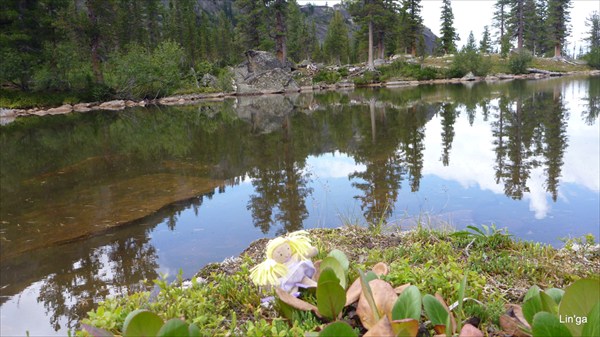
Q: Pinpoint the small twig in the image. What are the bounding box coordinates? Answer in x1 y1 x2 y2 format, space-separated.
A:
464 238 476 257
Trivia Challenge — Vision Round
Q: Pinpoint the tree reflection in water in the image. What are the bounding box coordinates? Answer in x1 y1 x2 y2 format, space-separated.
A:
0 76 597 334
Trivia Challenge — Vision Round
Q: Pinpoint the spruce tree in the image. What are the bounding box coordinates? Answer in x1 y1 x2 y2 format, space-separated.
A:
546 0 571 58
402 0 423 56
324 11 350 65
508 0 526 49
348 0 388 70
439 0 458 54
480 25 492 53
493 0 511 51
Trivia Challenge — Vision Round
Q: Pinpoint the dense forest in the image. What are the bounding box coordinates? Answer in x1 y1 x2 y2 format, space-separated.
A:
1 0 598 102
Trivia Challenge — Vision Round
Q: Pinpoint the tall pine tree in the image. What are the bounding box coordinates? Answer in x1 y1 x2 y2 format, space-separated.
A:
546 0 571 58
323 11 350 64
439 0 458 54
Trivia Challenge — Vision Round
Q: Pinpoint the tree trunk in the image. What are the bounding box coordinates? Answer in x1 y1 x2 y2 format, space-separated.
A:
275 2 287 63
86 1 104 83
378 32 385 59
554 43 561 58
367 19 374 70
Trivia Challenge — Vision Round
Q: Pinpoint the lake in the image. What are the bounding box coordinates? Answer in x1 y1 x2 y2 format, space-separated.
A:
1 76 598 335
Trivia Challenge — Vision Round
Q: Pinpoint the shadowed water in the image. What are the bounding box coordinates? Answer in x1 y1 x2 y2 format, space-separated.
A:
0 76 598 335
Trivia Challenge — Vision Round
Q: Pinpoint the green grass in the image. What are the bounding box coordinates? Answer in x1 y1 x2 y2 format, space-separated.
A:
76 226 598 337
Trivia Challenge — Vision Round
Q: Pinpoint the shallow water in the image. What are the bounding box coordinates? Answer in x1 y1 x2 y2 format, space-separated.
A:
1 76 598 335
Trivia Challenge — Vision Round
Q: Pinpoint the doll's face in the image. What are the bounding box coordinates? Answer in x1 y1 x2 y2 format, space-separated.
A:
272 242 292 263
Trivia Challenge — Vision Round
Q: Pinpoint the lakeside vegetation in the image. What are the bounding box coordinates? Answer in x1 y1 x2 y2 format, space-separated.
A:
2 1 599 110
76 225 599 337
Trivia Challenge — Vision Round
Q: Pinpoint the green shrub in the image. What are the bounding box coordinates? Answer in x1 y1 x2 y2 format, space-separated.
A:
313 70 341 84
337 67 349 77
448 49 492 78
585 47 600 69
508 49 533 74
353 71 380 85
377 60 439 81
105 40 185 99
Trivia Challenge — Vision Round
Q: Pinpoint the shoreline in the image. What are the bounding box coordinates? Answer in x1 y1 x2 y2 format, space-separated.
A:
2 70 598 124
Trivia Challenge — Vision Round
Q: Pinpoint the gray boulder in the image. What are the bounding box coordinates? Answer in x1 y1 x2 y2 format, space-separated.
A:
233 50 300 95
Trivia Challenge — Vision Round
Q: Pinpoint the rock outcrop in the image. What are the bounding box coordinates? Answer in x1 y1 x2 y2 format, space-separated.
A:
232 50 300 95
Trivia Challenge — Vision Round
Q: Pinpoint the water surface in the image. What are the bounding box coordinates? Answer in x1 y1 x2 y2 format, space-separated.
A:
1 76 598 335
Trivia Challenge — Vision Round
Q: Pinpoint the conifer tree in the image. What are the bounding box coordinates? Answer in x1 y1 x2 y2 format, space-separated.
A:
402 0 423 56
508 0 526 49
348 0 388 70
324 11 350 64
480 25 492 53
586 11 600 50
546 0 571 58
493 0 511 51
439 0 458 54
234 0 268 51
286 1 305 62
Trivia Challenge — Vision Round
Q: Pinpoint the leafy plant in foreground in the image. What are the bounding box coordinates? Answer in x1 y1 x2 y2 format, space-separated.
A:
500 278 600 336
81 309 201 337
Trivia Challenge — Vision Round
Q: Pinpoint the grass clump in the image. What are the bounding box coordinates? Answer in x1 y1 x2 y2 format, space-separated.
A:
77 226 599 337
313 69 342 84
378 60 440 81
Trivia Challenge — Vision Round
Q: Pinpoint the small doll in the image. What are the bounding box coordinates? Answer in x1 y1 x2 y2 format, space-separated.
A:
250 230 318 293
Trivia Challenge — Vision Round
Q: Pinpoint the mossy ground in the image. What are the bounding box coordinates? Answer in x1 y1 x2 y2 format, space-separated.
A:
78 226 599 337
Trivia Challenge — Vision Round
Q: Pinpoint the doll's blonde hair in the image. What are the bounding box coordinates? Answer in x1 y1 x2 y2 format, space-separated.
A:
250 230 315 287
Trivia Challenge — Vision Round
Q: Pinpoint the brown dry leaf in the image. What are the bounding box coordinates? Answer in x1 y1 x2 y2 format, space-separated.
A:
312 260 322 281
499 314 532 337
458 323 484 337
275 287 322 318
345 277 362 306
371 262 389 276
505 304 531 329
435 293 456 334
364 316 395 337
394 283 411 295
357 279 398 330
390 318 419 337
433 324 446 335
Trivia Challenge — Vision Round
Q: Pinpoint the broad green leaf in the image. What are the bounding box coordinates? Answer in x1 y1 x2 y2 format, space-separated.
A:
156 318 189 337
320 256 347 289
525 285 542 302
558 278 600 337
317 268 346 321
81 324 114 337
364 271 378 283
581 301 600 337
188 323 201 337
539 291 558 315
523 288 543 325
390 318 419 337
423 294 449 327
531 312 572 337
391 285 422 321
319 321 358 337
358 269 380 322
544 288 565 305
328 249 350 271
122 309 163 337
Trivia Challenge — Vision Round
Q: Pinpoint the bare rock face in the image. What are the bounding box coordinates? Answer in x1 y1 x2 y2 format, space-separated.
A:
233 50 300 95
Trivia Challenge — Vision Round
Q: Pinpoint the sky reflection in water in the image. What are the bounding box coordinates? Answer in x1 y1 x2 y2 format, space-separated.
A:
0 77 598 336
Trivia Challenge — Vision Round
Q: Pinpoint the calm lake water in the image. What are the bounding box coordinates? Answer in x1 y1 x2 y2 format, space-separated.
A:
1 76 599 335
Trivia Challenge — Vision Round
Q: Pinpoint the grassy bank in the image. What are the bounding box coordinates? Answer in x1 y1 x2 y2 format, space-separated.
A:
76 225 599 337
2 55 595 111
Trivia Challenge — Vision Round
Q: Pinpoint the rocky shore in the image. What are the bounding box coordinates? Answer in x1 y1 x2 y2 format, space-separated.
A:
2 59 598 124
